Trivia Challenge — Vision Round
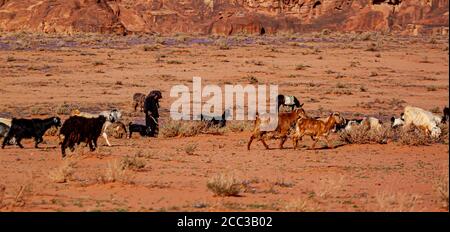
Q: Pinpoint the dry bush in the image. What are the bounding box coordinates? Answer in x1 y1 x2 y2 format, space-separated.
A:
313 176 344 199
438 123 449 144
375 192 420 212
45 126 59 136
105 122 127 139
98 160 135 184
339 124 390 144
434 172 449 209
395 125 433 146
207 173 242 197
284 198 319 212
227 121 253 132
55 103 79 115
161 120 225 138
160 121 205 138
48 160 76 183
120 155 146 171
184 143 198 155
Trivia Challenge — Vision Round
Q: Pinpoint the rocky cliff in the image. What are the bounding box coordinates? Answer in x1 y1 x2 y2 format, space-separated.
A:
0 0 448 35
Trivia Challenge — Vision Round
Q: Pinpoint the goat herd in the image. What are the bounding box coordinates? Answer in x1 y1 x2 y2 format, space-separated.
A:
0 91 449 158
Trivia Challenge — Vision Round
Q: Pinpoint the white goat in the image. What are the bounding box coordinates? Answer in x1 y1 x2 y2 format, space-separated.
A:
398 106 442 138
344 117 383 132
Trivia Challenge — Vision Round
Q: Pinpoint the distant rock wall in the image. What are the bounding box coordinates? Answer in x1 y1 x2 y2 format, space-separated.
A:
0 0 447 35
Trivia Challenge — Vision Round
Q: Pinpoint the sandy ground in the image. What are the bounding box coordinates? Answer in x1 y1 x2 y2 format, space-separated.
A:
0 33 448 212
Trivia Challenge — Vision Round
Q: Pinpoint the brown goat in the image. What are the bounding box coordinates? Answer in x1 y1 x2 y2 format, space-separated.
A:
293 112 344 150
247 108 307 150
132 93 146 112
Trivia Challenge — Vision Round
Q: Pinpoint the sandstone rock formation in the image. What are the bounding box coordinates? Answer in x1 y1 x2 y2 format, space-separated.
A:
0 0 447 35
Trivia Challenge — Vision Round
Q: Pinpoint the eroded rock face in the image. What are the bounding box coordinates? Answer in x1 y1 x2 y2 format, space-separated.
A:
0 0 447 35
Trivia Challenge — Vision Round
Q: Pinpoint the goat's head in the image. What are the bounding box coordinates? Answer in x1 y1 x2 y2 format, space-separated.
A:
52 117 62 127
331 112 345 125
108 109 122 123
293 108 307 120
149 90 162 100
391 116 404 128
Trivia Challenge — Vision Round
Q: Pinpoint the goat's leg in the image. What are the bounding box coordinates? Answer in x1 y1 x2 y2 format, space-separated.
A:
88 139 95 151
247 135 255 150
325 136 334 149
260 138 270 150
310 137 318 150
34 136 43 148
1 136 10 149
103 132 111 147
279 135 287 149
93 138 98 150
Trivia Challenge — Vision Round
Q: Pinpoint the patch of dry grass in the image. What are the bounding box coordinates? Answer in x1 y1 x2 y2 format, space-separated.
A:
120 155 146 171
284 198 319 212
207 173 242 197
374 192 421 212
340 124 390 144
396 125 433 146
161 120 227 138
434 172 449 210
98 160 135 184
48 160 76 183
313 176 344 199
184 143 198 155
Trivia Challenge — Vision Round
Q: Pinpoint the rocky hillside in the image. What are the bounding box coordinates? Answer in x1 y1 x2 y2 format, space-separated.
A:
0 0 448 35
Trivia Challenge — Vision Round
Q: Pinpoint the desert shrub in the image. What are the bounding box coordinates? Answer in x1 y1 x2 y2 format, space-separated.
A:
246 75 259 84
184 143 198 155
44 126 59 136
374 192 420 212
143 44 159 51
215 39 230 50
438 123 449 144
227 121 253 132
395 125 433 146
284 199 319 212
207 173 242 197
160 121 206 138
55 103 79 115
120 155 146 171
434 172 449 210
98 160 135 184
161 120 226 138
48 160 76 183
339 124 390 144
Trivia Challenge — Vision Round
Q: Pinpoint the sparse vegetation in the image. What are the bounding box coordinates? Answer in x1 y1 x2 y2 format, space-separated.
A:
434 172 449 210
98 160 135 184
375 192 420 212
48 160 76 183
184 143 198 155
207 173 242 197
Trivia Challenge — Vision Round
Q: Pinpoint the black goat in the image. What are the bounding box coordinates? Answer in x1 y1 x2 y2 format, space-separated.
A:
59 115 106 157
144 90 162 136
277 94 303 112
200 110 228 128
128 123 153 138
1 117 61 149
